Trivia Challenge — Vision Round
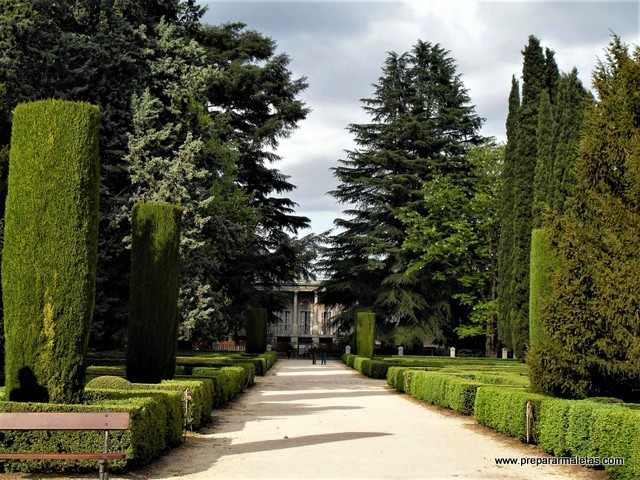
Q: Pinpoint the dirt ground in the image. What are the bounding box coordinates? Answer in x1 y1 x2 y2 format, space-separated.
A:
3 359 609 480
126 359 607 480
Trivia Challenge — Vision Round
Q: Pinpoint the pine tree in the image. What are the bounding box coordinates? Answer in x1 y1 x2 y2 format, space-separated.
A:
528 37 640 400
323 41 482 339
496 77 520 351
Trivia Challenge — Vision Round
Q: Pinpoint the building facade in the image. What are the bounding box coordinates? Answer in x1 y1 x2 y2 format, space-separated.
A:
268 280 340 352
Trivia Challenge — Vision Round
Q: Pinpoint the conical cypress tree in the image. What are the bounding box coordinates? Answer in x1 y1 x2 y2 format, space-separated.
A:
532 90 554 226
127 202 182 383
497 76 520 351
3 100 100 403
550 70 591 211
528 37 640 400
544 48 560 104
509 36 547 358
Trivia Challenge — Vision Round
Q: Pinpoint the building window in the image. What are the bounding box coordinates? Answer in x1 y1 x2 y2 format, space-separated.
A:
299 310 311 335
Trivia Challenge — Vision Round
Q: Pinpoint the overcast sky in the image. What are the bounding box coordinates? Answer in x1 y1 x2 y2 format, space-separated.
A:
202 0 639 235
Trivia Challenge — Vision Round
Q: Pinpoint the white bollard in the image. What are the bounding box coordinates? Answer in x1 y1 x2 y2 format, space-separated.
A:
502 347 508 360
398 346 404 356
345 345 351 355
266 344 272 352
449 346 456 358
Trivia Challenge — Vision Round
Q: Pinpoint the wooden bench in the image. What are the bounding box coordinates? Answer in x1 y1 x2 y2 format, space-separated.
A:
0 412 130 480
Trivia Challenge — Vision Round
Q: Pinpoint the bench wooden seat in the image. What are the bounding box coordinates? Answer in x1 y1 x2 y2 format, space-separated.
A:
0 412 130 480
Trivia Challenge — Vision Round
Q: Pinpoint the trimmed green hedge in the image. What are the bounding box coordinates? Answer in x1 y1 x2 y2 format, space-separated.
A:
409 371 481 415
355 310 375 357
474 386 640 479
85 388 183 447
0 397 164 473
529 228 556 349
3 99 101 403
127 202 182 383
386 366 431 392
177 356 259 377
474 386 547 441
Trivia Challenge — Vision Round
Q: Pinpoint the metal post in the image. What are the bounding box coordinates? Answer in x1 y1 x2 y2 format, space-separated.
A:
99 430 109 480
525 400 533 444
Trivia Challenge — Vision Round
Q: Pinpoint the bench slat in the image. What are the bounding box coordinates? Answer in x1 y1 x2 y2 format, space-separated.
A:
0 452 127 461
0 412 130 430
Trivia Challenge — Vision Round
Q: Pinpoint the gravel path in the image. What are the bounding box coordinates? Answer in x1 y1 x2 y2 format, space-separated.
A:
132 359 606 480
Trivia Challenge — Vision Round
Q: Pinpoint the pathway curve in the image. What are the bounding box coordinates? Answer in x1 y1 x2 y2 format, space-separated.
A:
136 359 606 480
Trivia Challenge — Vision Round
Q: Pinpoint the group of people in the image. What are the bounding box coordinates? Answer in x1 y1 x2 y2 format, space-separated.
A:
285 343 328 364
310 344 328 365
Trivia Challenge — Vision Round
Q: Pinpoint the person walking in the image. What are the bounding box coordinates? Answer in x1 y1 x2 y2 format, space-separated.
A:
320 344 327 365
311 344 317 365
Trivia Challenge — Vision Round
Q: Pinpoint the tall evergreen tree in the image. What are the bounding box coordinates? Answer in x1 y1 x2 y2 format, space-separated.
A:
323 41 482 339
508 36 548 358
496 76 520 351
532 90 554 226
528 37 640 400
550 70 591 211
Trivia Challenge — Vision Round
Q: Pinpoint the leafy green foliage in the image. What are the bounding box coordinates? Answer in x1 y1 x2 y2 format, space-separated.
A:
322 41 483 335
3 100 100 403
529 38 640 400
356 311 375 357
127 202 182 384
410 371 481 415
528 228 556 349
400 144 503 350
0 396 166 472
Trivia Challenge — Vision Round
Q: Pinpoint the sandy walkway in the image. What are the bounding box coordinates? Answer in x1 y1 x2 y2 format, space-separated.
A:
129 359 605 480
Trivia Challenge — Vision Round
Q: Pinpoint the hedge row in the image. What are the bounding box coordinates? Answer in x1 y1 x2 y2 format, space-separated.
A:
343 354 391 379
475 386 640 480
0 397 163 473
409 371 482 415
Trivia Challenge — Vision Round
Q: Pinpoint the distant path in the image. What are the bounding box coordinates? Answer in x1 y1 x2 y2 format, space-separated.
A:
132 359 605 480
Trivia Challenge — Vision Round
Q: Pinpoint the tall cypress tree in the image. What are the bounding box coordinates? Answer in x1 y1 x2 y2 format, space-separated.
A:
532 90 554 226
550 70 591 211
497 77 520 351
529 37 640 400
508 36 547 358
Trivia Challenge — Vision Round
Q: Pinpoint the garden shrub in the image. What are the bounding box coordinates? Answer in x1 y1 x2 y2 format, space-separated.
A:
177 356 259 377
245 307 267 354
189 367 245 405
528 228 556 349
386 367 430 392
86 366 126 379
0 397 164 473
85 388 183 447
410 371 481 415
3 99 100 403
355 310 375 357
528 42 640 401
127 202 182 383
157 379 213 428
474 386 548 441
85 376 131 389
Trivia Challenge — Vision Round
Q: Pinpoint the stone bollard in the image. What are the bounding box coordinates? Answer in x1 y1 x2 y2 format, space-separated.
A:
502 347 508 360
345 345 351 355
449 346 456 358
398 346 404 356
266 344 272 352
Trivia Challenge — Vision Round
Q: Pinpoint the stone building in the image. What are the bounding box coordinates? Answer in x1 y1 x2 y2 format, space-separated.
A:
268 280 339 353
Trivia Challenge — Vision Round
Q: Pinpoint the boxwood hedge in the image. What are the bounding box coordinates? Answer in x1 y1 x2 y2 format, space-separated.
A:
0 397 164 473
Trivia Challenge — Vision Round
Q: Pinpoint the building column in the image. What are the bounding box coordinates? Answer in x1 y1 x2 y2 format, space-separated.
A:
292 290 298 337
